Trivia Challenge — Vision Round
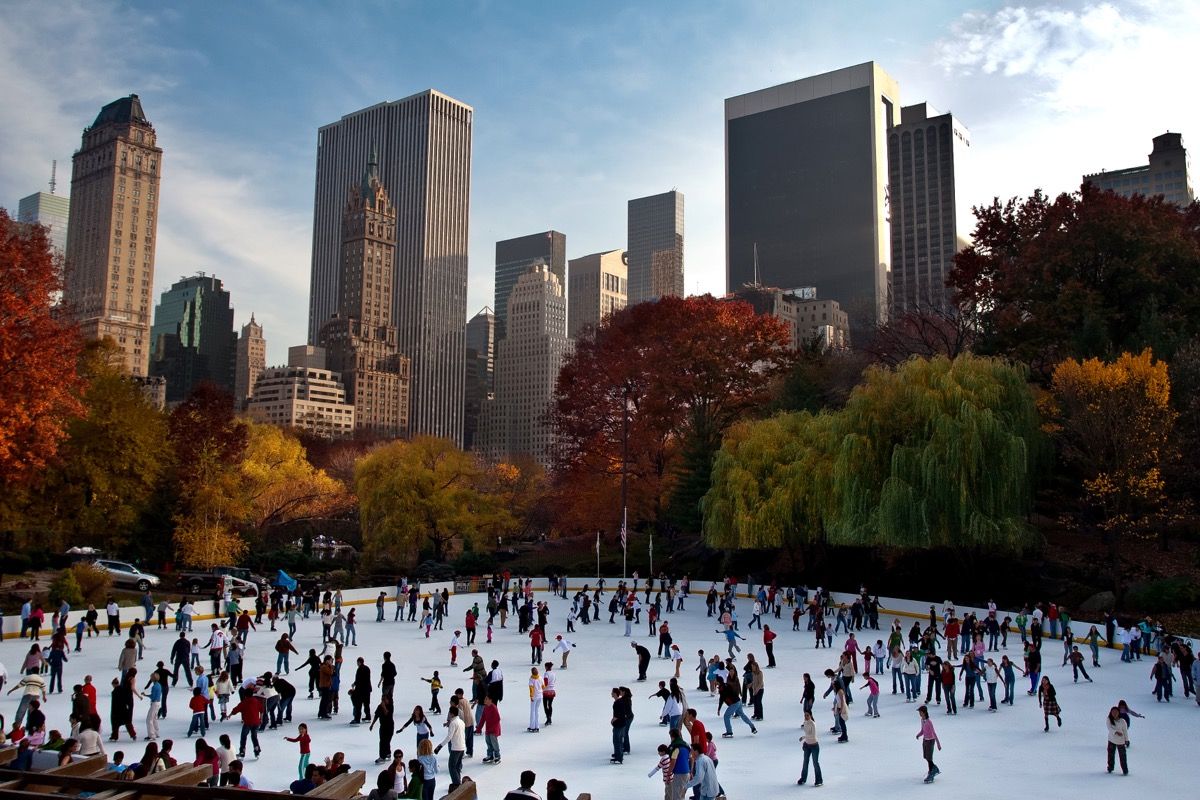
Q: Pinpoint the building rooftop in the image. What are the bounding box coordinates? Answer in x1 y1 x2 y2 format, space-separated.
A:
90 94 151 129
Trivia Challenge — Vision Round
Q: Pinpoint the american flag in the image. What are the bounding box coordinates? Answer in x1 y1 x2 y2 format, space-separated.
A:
620 509 628 550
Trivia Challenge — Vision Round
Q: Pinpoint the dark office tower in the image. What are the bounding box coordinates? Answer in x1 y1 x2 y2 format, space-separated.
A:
463 306 495 451
627 191 684 305
493 231 565 340
319 154 410 438
149 273 236 403
64 94 163 376
887 103 971 315
725 62 898 333
309 91 472 442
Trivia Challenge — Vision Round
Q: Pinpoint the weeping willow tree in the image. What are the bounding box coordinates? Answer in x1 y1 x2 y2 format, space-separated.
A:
702 354 1042 551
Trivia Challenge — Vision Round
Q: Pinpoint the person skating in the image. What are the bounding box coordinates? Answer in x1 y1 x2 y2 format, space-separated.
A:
916 704 941 783
541 663 557 725
632 642 652 682
1106 705 1129 775
526 667 543 732
1038 676 1062 731
716 676 757 738
1068 647 1094 684
797 709 823 786
610 686 634 764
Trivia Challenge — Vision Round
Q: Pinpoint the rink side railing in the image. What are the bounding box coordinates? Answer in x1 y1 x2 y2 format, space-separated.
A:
3 576 1192 653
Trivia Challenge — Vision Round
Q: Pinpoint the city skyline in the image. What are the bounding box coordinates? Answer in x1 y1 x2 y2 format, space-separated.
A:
3 1 1198 363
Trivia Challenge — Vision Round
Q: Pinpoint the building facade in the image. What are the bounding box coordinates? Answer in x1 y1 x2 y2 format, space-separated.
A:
729 285 849 350
480 265 571 468
494 231 566 341
887 103 971 315
18 191 70 256
725 63 898 334
234 314 266 410
247 361 355 439
149 273 236 404
567 249 627 338
627 191 683 305
64 94 164 376
463 307 495 452
308 90 471 443
1083 132 1195 207
318 154 410 438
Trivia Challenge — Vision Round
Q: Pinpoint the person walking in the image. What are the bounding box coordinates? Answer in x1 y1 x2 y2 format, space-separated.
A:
916 705 941 783
797 709 822 786
1038 676 1062 731
1106 705 1129 775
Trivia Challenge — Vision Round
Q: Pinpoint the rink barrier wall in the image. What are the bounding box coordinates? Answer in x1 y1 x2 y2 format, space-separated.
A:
5 576 1193 653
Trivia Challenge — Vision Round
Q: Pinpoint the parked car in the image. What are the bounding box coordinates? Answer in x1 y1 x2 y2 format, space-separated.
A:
177 566 265 596
92 559 160 592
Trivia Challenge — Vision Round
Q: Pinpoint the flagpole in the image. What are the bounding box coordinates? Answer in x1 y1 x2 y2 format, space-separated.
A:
649 531 653 576
595 530 600 585
620 384 630 580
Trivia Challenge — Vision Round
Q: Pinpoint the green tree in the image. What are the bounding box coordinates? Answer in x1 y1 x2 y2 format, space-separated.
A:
33 341 170 551
703 355 1042 551
356 437 515 564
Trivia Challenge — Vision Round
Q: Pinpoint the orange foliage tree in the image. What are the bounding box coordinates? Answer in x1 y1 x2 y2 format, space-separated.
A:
551 295 793 537
1044 349 1177 595
0 210 85 494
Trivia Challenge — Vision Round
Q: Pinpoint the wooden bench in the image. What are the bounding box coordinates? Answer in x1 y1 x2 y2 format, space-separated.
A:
3 754 108 793
90 763 213 800
306 769 366 799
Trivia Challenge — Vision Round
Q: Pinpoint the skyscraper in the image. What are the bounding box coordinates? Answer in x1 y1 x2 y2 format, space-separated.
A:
18 178 70 256
463 307 495 452
568 249 627 338
149 273 236 403
319 154 410 438
1083 132 1195 207
480 265 571 468
494 231 566 340
234 314 267 410
725 62 898 332
308 90 472 442
64 94 163 376
887 103 971 315
627 191 683 305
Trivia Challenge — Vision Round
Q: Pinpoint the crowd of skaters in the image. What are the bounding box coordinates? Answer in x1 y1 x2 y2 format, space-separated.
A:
0 571 1195 797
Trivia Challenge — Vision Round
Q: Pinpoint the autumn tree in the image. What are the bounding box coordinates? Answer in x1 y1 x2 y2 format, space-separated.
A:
356 437 515 564
862 304 976 368
552 295 793 536
1044 350 1176 595
703 355 1042 553
168 383 249 567
31 340 170 551
0 210 85 498
236 422 351 536
949 184 1200 378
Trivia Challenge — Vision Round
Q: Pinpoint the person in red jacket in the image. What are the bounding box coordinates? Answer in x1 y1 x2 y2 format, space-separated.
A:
529 628 545 665
763 626 778 668
476 694 502 764
229 692 263 759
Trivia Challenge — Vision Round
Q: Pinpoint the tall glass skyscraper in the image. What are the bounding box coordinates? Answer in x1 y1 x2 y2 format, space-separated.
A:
18 191 70 255
725 62 898 333
627 191 683 305
308 90 472 443
149 273 236 403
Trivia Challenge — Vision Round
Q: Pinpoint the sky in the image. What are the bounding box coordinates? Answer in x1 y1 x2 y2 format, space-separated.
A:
2 0 1197 364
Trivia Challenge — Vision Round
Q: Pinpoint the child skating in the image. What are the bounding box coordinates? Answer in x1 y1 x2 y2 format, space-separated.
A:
284 723 311 779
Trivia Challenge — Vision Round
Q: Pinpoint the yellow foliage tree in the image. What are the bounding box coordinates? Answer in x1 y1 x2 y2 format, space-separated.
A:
1045 349 1176 594
238 423 350 533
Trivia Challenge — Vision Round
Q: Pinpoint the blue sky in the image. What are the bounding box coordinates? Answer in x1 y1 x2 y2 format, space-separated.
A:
3 0 1197 363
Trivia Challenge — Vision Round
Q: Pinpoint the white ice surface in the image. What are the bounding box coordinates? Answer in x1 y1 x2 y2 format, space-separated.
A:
0 592 1192 798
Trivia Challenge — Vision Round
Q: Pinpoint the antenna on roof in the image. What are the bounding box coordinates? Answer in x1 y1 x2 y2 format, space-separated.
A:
752 242 760 287
49 160 57 195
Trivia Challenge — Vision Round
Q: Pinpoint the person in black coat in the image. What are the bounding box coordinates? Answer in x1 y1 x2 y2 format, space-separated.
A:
632 643 651 682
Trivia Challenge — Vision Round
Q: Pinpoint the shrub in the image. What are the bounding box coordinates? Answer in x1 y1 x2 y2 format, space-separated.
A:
453 551 494 576
71 562 113 605
1126 577 1200 614
324 570 352 590
49 569 84 608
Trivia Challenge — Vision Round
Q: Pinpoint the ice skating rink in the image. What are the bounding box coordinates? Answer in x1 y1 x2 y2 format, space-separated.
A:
2 590 1191 797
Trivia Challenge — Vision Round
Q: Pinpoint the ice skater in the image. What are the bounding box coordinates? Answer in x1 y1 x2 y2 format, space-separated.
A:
916 705 941 783
1038 676 1062 731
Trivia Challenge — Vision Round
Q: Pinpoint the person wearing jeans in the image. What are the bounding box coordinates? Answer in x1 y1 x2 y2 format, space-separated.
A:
229 694 263 758
798 710 823 786
610 687 633 763
718 679 757 737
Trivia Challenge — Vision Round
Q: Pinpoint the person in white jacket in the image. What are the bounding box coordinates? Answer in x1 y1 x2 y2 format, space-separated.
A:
434 705 467 790
1106 705 1129 775
551 635 574 668
527 667 543 732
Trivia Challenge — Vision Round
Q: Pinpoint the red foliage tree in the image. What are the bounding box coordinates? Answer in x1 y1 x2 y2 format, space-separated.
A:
0 210 85 488
949 184 1200 378
551 294 793 535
